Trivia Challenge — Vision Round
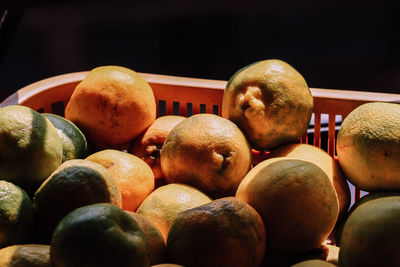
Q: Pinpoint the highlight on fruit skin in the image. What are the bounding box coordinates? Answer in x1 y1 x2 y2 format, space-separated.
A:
236 157 339 257
0 105 63 195
136 183 212 241
222 59 313 151
86 149 155 212
336 102 400 192
65 65 157 151
0 180 35 249
266 143 350 222
43 113 88 162
160 113 252 198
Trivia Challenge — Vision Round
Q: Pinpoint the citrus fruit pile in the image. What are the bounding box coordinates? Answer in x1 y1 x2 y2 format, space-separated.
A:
0 61 399 266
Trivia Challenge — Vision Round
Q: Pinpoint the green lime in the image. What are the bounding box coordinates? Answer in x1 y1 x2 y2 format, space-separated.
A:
43 113 88 162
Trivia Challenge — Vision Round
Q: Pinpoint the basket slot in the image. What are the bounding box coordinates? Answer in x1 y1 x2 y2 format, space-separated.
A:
186 103 193 117
172 101 180 115
200 104 206 113
51 101 65 117
158 100 166 117
212 105 219 115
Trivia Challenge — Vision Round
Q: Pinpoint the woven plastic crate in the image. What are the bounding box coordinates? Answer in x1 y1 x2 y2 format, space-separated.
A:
1 71 400 204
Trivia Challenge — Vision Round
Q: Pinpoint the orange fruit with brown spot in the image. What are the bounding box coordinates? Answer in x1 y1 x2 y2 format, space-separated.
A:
236 158 339 257
130 115 186 180
86 149 154 211
65 65 156 150
160 113 252 198
166 197 266 267
266 143 350 221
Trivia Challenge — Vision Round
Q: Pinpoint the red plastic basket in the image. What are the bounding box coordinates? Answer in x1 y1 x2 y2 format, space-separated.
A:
1 71 400 204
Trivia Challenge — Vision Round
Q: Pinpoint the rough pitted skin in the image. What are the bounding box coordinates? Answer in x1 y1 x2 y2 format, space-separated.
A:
0 105 63 195
160 113 252 198
336 102 400 192
222 59 313 150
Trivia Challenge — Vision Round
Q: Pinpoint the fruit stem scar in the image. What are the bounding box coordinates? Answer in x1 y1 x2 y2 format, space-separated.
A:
147 144 163 159
212 151 233 173
237 86 265 118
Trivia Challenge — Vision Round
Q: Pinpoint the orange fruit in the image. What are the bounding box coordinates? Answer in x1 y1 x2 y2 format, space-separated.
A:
236 158 339 256
0 244 50 267
166 197 266 267
336 102 400 192
266 143 350 220
65 65 156 150
130 115 186 180
86 149 155 211
136 183 212 241
339 196 400 267
126 211 167 265
50 203 149 267
222 59 313 150
0 180 34 248
160 113 252 198
0 105 63 195
33 159 122 243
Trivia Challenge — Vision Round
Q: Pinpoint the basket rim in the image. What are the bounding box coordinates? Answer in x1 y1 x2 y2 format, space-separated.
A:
1 71 400 107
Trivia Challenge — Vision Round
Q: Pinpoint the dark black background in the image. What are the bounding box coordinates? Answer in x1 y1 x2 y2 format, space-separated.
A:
0 0 399 102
